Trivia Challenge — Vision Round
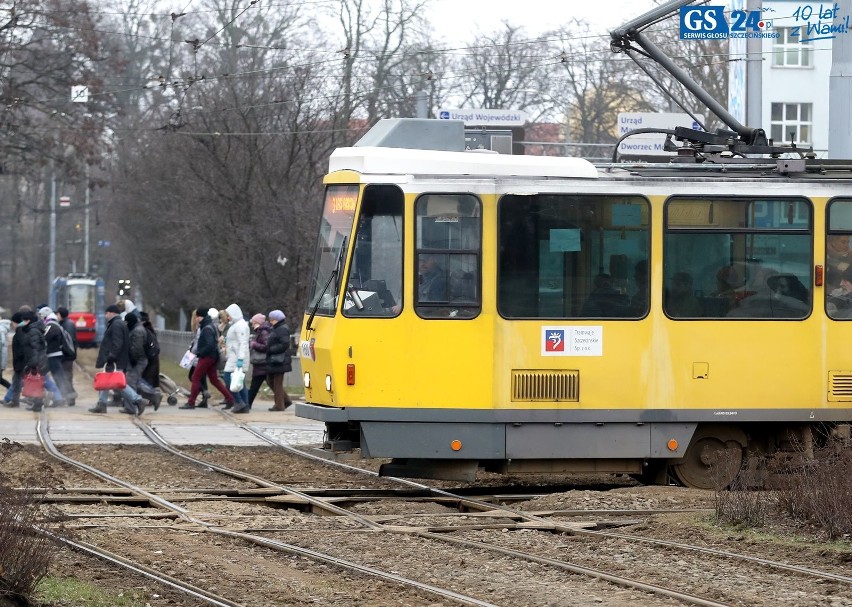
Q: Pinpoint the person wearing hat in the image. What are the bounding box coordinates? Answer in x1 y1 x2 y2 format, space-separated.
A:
243 313 272 412
38 307 74 407
89 304 146 415
180 307 234 409
265 309 293 412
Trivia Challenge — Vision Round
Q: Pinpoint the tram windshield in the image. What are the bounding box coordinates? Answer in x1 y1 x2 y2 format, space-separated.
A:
498 194 650 319
306 185 358 316
67 284 95 313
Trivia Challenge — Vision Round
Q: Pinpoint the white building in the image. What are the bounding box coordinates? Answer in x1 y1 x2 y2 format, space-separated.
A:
746 0 838 155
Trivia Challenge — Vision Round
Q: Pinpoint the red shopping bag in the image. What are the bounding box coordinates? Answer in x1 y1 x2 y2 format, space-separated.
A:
22 372 45 398
93 367 127 391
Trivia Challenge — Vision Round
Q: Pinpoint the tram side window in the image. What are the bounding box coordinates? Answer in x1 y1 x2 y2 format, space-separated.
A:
498 194 650 319
415 194 481 319
343 185 404 318
664 197 812 319
826 199 852 319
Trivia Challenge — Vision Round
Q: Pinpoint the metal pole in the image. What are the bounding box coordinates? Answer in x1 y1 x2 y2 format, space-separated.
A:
84 163 90 274
415 90 428 119
49 166 56 296
745 0 762 129
829 0 852 158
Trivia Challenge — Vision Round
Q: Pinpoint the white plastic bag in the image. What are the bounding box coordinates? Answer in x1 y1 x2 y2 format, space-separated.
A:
179 350 197 369
229 367 245 391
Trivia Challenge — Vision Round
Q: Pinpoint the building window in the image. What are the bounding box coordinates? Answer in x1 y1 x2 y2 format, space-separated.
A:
772 28 813 67
770 103 812 145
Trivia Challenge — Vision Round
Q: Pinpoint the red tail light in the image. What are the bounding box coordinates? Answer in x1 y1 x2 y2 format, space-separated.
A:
346 364 355 385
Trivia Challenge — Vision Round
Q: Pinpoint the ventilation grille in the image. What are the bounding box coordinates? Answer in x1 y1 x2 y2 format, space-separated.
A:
512 370 579 402
829 371 852 402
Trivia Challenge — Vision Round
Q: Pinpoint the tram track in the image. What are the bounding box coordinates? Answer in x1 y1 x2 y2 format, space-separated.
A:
17 405 852 606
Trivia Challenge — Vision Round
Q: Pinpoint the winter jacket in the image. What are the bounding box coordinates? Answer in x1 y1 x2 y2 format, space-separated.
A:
96 315 130 371
249 322 271 377
266 320 292 374
195 316 220 360
0 318 10 370
21 320 49 374
223 303 249 372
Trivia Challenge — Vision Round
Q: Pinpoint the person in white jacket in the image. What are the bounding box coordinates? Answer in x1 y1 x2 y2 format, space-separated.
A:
222 303 250 410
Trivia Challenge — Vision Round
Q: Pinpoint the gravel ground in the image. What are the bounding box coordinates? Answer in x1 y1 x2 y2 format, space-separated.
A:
2 444 851 607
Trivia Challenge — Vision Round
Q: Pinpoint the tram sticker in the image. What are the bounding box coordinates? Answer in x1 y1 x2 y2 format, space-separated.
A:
541 326 603 357
300 338 316 362
549 229 581 252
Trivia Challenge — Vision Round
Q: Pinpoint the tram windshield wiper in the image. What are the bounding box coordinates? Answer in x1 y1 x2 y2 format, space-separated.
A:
307 236 347 331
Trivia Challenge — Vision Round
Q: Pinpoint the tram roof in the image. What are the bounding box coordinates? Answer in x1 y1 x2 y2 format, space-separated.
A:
329 146 600 179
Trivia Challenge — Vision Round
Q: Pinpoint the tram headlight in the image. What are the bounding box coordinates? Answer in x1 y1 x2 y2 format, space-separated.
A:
303 372 311 389
325 374 333 392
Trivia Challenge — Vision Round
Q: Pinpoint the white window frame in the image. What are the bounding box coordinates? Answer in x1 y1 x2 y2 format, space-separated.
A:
771 27 814 67
770 102 813 145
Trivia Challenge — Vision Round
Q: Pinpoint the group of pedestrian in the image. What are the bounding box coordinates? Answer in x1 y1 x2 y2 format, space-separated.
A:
181 305 292 414
89 303 163 415
1 305 78 411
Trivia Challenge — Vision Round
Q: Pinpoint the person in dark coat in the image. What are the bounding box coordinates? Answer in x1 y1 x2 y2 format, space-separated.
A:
126 312 162 411
90 304 145 415
265 309 292 412
139 311 160 389
18 311 49 411
238 313 272 413
180 307 234 409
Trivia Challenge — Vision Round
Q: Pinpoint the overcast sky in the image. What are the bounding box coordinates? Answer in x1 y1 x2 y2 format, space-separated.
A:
428 0 659 41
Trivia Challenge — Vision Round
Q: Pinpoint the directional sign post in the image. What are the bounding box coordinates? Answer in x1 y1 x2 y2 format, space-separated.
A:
617 112 705 156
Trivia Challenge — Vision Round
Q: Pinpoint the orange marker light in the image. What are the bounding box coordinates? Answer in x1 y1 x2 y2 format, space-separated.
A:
346 364 355 385
667 439 679 452
815 265 824 287
450 440 462 451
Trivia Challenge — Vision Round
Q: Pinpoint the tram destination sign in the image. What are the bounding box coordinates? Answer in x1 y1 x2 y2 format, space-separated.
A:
617 112 705 156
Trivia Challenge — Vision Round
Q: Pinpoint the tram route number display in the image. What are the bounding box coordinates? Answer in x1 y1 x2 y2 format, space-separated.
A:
541 326 603 357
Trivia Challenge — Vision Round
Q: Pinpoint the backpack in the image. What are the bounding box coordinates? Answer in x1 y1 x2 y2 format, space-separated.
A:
143 327 160 360
57 325 76 360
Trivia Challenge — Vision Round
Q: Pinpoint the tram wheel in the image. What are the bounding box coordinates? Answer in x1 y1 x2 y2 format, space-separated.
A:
672 437 743 490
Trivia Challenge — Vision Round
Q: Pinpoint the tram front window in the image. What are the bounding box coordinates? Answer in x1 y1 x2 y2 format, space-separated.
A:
498 194 650 319
306 185 358 316
67 285 94 312
343 185 404 317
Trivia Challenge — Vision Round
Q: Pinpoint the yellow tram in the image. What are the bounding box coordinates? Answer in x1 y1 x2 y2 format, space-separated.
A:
296 118 852 489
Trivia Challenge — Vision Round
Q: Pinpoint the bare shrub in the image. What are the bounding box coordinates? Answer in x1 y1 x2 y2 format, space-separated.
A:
713 462 771 528
0 439 64 604
776 439 852 540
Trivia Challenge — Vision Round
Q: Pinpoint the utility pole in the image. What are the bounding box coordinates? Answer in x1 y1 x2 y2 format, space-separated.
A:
48 166 56 297
745 0 762 129
84 163 90 274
